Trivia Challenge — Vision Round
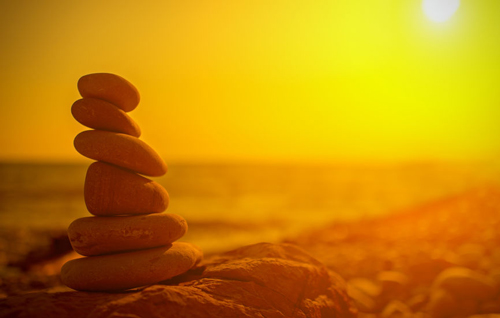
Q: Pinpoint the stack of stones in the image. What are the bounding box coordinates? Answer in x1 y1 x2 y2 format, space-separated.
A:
61 73 202 292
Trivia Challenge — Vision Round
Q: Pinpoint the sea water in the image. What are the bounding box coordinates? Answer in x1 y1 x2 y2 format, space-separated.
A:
0 162 495 253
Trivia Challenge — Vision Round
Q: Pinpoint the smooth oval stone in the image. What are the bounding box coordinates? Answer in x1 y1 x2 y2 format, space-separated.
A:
380 300 411 318
433 267 498 301
78 73 140 112
68 213 187 256
61 242 202 292
72 98 141 137
74 130 167 177
84 161 168 215
433 267 498 300
346 283 377 313
347 277 382 298
424 289 459 318
377 270 409 298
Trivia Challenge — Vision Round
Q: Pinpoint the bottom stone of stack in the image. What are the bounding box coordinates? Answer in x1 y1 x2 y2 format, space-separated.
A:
61 242 202 292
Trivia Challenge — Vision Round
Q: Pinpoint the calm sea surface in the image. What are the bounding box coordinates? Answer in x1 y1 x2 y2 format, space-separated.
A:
0 162 498 253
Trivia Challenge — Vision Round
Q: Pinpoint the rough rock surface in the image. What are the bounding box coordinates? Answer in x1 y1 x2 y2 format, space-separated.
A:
0 243 357 318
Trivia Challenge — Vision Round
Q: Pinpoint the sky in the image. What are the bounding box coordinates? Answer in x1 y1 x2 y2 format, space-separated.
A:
0 0 499 163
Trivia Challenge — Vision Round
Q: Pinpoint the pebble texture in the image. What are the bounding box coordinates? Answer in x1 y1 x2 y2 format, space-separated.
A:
84 161 169 216
0 243 357 318
61 242 202 292
72 98 141 137
68 213 187 256
78 73 140 112
289 186 500 317
74 130 167 177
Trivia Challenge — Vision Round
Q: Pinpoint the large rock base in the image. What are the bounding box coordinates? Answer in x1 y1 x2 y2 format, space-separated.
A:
0 242 356 318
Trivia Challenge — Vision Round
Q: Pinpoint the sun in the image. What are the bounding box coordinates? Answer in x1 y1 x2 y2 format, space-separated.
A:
422 0 460 23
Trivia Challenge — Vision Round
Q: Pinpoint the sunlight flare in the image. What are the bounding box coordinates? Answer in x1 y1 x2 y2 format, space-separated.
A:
423 0 460 22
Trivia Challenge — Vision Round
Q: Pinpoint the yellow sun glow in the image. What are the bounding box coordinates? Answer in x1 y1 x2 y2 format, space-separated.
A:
423 0 460 22
1 1 499 163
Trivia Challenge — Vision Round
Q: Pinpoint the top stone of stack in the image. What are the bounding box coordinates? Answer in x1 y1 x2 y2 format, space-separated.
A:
78 73 140 112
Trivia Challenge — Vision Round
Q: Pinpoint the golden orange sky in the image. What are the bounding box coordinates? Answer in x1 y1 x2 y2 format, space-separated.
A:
0 1 499 163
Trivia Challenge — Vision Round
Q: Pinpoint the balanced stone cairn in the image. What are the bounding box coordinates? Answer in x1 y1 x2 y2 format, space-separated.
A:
61 73 203 292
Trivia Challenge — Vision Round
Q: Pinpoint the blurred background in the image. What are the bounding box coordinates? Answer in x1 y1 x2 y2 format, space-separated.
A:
0 0 499 255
